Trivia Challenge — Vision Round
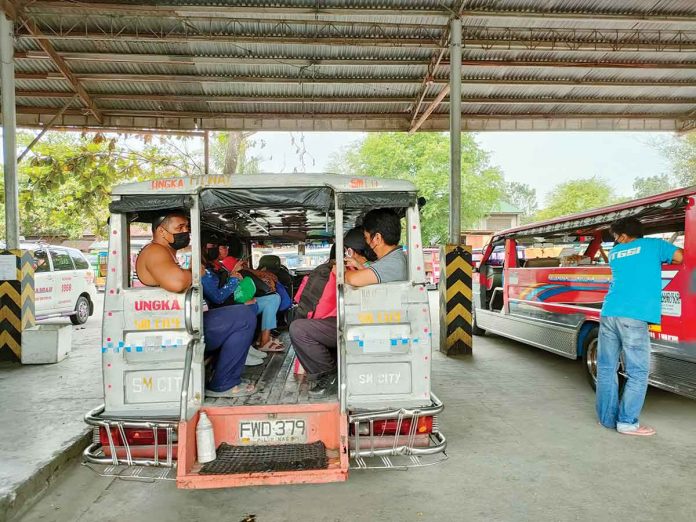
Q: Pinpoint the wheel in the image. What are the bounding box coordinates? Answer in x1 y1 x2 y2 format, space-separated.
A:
71 295 91 325
472 307 486 336
582 326 625 392
582 327 599 390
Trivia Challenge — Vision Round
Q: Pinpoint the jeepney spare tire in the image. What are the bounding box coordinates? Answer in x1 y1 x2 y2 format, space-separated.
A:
582 326 599 390
472 308 486 336
71 295 90 325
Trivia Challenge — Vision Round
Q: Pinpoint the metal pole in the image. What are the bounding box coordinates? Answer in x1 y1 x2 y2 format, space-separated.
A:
1 10 19 248
448 17 462 245
203 131 210 174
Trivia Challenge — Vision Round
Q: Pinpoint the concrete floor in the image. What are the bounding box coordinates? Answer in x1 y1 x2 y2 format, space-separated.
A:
0 295 104 522
16 317 696 522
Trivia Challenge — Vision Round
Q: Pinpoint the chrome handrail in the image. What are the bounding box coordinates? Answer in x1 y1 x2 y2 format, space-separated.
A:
348 393 444 423
83 404 179 468
351 431 447 458
184 286 198 335
179 338 196 421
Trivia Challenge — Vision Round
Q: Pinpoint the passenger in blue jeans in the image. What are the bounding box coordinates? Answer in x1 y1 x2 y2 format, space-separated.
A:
597 217 683 436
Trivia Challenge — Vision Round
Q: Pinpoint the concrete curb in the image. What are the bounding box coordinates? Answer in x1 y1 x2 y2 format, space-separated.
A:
2 429 92 522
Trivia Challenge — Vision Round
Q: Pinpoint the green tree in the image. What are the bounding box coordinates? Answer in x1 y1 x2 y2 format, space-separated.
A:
504 181 537 220
211 132 263 174
662 133 696 187
535 177 620 221
633 174 675 198
329 132 504 244
1 131 201 239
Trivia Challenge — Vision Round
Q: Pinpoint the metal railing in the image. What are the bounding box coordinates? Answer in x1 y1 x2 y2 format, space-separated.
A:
83 404 178 468
348 393 447 461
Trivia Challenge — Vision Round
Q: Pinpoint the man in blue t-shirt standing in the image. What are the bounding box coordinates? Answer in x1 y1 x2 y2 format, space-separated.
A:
597 217 683 436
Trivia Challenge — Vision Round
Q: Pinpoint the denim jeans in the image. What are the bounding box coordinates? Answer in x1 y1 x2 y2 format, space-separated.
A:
596 316 651 431
255 293 281 331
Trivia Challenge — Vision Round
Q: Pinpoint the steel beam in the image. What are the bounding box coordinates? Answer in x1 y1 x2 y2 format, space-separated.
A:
23 92 690 106
14 71 696 89
1 9 19 248
22 2 696 24
449 17 462 245
7 110 688 132
17 94 79 163
22 19 103 123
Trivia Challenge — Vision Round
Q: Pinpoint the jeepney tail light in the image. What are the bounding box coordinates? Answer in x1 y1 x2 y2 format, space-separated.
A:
353 416 434 436
99 427 174 446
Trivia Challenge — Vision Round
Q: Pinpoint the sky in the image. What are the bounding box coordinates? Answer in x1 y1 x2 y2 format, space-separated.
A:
248 131 674 204
1 129 675 205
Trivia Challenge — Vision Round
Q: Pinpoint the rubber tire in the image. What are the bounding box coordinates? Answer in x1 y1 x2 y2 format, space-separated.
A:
472 307 486 336
71 295 91 325
582 326 625 393
582 327 600 390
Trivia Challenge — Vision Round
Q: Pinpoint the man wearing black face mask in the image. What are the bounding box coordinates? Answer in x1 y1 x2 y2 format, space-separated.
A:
136 211 193 292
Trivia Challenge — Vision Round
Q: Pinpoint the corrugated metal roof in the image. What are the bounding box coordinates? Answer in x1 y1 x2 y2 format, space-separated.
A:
3 0 696 132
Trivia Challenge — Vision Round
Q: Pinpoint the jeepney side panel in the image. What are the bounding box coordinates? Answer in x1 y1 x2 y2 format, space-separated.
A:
102 206 203 418
342 204 432 410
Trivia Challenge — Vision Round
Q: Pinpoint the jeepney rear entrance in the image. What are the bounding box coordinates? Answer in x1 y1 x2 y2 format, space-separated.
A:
84 175 446 487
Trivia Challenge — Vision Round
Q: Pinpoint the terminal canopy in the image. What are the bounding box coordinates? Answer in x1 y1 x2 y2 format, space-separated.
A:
2 0 696 133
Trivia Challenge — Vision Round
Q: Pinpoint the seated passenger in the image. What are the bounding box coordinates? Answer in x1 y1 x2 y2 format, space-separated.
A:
342 208 408 287
290 225 380 399
219 254 285 353
136 212 257 399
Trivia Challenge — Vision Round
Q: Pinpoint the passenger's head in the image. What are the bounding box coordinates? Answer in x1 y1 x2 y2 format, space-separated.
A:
610 217 643 244
219 235 243 259
201 232 221 265
362 208 401 254
152 211 190 250
344 226 376 264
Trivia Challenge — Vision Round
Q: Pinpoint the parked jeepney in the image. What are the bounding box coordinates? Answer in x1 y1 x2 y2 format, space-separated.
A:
84 174 446 488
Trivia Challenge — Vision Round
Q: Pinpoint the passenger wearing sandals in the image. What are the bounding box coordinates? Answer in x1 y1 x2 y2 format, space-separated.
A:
135 212 257 400
217 253 285 354
290 215 404 398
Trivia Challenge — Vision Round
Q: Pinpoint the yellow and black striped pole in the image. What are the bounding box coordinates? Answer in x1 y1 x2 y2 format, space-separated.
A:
0 250 35 361
439 244 473 355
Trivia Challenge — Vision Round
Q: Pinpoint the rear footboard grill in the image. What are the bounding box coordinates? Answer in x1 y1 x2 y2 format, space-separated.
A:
200 441 328 474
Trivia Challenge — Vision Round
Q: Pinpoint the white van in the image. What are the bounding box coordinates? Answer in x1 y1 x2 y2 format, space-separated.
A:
26 243 98 325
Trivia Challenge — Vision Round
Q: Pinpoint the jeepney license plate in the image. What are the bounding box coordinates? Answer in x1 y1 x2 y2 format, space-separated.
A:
239 419 307 444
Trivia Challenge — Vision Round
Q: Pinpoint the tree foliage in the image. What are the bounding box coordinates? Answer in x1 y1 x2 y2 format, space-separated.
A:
633 174 675 199
535 176 620 221
211 132 264 174
1 131 202 239
329 132 504 244
504 181 538 221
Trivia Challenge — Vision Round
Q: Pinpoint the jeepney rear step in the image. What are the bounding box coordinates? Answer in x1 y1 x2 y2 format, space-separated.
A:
176 403 348 489
200 441 328 474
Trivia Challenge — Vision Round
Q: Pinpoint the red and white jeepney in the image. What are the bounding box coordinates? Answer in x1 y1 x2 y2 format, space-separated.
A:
473 186 696 399
83 174 446 487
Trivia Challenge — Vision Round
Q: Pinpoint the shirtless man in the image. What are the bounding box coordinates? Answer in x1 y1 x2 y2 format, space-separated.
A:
136 212 192 292
136 212 257 398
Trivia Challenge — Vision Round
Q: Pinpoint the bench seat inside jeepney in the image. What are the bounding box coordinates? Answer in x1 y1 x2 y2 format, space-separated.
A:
203 332 337 407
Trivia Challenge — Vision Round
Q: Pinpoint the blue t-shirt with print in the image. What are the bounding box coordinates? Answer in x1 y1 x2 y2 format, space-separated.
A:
601 238 678 324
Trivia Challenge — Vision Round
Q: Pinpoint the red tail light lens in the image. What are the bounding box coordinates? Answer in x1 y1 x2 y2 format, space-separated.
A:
352 416 434 436
99 427 173 446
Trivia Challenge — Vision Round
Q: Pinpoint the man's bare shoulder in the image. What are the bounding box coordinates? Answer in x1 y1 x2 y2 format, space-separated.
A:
139 243 173 263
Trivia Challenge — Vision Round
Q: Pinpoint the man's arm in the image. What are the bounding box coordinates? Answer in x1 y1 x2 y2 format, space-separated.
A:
344 267 378 287
144 246 192 292
672 248 684 265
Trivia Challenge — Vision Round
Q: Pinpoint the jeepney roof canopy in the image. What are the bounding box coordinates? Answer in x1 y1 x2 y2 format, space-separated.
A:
493 185 696 242
110 174 419 240
112 174 416 196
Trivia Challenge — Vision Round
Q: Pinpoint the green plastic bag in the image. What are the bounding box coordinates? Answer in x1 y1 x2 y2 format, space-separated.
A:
233 276 256 304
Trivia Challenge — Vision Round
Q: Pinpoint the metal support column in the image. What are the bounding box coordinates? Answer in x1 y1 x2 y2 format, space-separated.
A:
203 131 210 175
440 17 472 355
448 17 462 245
1 10 19 248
